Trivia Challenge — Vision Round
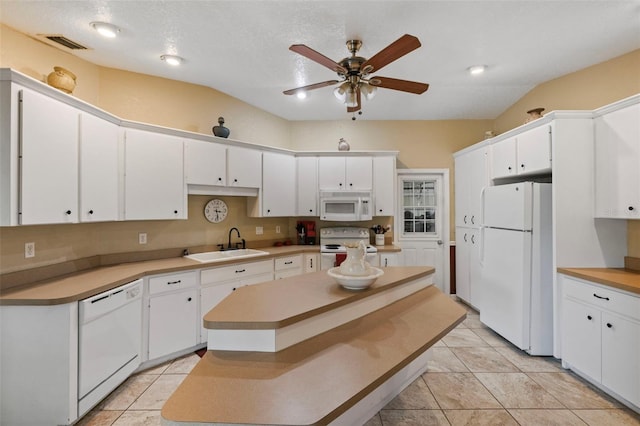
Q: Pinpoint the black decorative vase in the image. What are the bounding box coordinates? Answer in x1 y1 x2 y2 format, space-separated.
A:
212 117 230 138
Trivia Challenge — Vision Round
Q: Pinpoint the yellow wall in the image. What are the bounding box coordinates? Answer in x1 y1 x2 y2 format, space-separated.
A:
0 24 638 275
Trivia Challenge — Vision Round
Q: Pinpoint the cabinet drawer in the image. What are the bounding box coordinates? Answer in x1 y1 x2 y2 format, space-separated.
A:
201 259 273 283
563 276 640 321
148 271 197 295
275 255 303 271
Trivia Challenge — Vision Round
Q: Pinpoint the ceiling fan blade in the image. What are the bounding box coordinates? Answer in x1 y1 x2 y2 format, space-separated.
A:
347 89 362 113
289 44 348 74
283 80 340 95
369 76 429 94
361 34 421 74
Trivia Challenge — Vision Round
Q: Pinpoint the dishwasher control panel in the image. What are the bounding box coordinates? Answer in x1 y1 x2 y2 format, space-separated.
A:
79 279 143 323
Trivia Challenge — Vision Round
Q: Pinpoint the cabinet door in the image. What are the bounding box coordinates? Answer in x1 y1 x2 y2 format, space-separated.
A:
262 152 295 216
467 149 488 226
594 103 640 218
124 129 185 220
346 156 373 190
19 88 78 225
601 312 640 406
563 298 602 382
379 253 399 267
200 282 237 343
517 125 551 175
185 139 226 186
79 113 119 222
467 229 482 308
297 157 318 216
455 229 470 303
304 253 319 272
373 156 395 216
228 146 261 188
491 138 517 179
148 289 198 360
318 157 346 190
454 154 471 227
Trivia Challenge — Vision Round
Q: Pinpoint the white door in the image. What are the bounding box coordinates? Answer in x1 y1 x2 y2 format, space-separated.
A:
395 170 449 293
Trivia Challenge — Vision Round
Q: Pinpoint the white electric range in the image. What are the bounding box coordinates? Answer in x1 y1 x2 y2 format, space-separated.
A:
319 227 378 270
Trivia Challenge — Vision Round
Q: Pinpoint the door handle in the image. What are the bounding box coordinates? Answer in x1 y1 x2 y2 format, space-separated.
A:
437 240 443 245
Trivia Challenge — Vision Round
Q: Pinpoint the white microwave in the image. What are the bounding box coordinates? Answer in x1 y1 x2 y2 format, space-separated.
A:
320 191 373 221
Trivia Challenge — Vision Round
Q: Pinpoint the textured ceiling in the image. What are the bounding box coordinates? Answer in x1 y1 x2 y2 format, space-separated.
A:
1 0 639 121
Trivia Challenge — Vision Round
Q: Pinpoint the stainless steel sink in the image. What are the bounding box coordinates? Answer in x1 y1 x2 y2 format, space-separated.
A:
184 249 269 263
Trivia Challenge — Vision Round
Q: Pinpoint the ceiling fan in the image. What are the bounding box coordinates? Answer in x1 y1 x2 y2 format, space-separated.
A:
283 34 429 116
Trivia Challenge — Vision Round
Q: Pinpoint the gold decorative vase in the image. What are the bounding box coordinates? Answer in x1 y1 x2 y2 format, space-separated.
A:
47 67 77 94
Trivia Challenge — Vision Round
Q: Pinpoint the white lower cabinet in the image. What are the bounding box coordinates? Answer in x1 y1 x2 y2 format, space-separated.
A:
274 254 303 279
455 228 481 308
304 253 319 272
379 252 399 267
146 271 198 361
561 274 640 410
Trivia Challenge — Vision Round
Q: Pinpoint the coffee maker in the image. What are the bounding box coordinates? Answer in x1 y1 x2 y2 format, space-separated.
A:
296 221 316 245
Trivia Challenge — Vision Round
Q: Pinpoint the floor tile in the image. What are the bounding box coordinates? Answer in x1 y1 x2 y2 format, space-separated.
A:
423 372 501 409
363 413 382 426
96 374 159 411
471 328 511 347
379 409 450 425
508 409 588 425
572 408 640 425
462 314 486 329
137 360 171 376
75 410 123 426
164 353 201 374
443 409 519 425
475 372 564 409
527 372 621 409
495 346 563 372
427 347 470 373
441 328 489 347
128 375 187 410
111 410 161 426
383 377 439 410
451 347 519 372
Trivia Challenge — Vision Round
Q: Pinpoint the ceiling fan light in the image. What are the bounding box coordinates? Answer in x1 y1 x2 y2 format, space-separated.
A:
333 82 349 102
345 88 358 107
296 91 307 100
360 83 377 101
468 65 487 75
161 54 184 66
90 21 120 38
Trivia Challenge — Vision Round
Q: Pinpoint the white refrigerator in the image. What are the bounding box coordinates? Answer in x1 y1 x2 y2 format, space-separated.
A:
479 182 553 355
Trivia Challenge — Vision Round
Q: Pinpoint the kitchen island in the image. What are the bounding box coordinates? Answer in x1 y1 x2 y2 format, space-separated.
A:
162 267 466 426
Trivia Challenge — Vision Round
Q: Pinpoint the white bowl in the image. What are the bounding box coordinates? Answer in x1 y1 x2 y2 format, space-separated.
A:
327 267 384 290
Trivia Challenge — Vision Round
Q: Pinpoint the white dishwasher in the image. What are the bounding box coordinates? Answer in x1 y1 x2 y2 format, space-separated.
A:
78 279 142 415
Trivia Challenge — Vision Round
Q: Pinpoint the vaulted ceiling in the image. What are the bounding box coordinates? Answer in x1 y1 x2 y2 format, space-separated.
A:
1 1 639 121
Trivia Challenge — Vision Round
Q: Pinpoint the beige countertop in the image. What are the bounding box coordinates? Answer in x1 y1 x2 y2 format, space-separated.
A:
558 267 640 295
204 266 434 330
0 245 401 306
162 284 466 426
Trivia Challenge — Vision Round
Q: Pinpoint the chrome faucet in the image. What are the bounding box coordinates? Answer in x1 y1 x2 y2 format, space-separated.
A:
227 227 246 250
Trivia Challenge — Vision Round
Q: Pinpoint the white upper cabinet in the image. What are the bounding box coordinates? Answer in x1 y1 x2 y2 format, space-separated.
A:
296 156 318 216
227 146 261 188
79 113 119 222
594 100 640 219
124 129 186 220
318 156 372 191
455 147 489 228
184 139 226 186
373 156 396 216
491 125 551 179
255 151 296 217
19 87 79 225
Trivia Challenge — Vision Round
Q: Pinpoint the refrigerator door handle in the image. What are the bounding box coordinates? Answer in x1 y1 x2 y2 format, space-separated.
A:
479 227 485 264
480 186 487 227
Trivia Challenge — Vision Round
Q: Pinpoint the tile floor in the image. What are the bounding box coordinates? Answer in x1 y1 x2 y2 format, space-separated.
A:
78 301 640 426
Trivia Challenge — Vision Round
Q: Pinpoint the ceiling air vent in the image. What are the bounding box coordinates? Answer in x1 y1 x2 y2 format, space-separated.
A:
42 35 88 50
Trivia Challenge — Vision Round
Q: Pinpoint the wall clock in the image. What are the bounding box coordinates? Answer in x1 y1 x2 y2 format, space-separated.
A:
204 199 228 223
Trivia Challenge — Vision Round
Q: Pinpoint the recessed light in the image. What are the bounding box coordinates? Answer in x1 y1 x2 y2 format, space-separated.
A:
160 55 184 66
468 65 487 75
90 22 120 38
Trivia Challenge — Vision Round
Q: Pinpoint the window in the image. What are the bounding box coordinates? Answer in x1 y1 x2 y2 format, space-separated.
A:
402 180 437 234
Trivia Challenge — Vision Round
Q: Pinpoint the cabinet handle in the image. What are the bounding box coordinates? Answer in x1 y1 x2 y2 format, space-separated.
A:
508 166 512 171
606 322 613 328
309 209 313 212
66 210 72 215
88 210 94 215
235 269 246 273
384 258 388 267
463 215 467 224
520 164 525 168
349 183 353 187
463 233 467 242
339 183 343 187
379 209 383 212
218 177 222 182
310 258 313 268
284 261 293 265
167 280 182 285
587 315 592 320
187 297 192 302
234 178 238 183
471 235 475 244
232 287 237 291
593 293 610 301
470 215 475 225
267 209 271 213
629 206 635 211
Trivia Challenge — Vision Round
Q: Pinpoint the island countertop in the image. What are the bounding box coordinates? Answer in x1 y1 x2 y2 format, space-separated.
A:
204 266 435 330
